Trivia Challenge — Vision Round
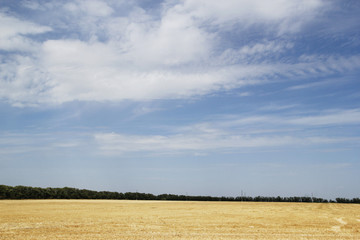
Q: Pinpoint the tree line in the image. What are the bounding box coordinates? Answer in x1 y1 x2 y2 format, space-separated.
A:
1 185 359 203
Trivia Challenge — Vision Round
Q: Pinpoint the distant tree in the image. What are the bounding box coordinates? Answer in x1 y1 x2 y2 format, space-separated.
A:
0 184 359 204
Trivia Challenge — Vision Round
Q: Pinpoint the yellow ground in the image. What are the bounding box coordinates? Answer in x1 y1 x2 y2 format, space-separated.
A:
1 200 360 239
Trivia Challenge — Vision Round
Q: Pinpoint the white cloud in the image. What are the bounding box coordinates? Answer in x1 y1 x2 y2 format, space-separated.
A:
237 92 252 97
3 35 264 105
180 0 325 33
287 79 335 90
2 50 359 106
64 0 113 17
1 0 359 107
122 8 213 67
0 55 52 107
21 0 44 10
0 12 51 51
217 41 294 65
287 109 360 126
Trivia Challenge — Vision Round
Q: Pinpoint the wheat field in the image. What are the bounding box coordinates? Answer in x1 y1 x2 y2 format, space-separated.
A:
1 200 360 239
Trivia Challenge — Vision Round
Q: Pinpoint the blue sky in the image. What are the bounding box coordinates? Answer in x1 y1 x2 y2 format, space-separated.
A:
0 0 360 199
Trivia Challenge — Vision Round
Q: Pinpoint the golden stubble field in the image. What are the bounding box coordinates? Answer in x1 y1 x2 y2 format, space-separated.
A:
1 200 360 239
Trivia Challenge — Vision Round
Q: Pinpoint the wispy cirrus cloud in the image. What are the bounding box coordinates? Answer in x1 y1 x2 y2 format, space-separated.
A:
287 79 338 90
3 107 359 156
93 108 360 155
179 0 327 33
286 109 360 125
94 130 356 155
219 108 360 128
0 132 89 155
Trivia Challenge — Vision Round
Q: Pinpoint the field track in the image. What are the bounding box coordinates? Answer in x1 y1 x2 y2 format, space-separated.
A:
1 200 360 239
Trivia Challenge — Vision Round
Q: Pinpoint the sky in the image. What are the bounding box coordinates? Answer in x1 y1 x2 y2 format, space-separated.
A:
0 0 360 199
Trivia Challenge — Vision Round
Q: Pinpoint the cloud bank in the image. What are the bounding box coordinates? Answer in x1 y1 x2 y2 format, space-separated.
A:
1 0 359 106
